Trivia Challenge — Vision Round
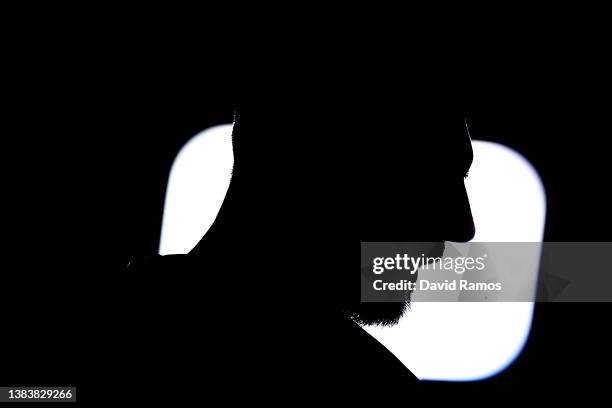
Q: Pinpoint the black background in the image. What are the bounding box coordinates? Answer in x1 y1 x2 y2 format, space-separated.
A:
1 8 611 402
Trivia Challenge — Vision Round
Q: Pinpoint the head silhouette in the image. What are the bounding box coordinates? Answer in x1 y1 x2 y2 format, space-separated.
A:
190 89 475 327
348 105 476 326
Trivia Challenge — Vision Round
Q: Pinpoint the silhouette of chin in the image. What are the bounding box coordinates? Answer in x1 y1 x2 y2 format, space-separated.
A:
343 298 410 327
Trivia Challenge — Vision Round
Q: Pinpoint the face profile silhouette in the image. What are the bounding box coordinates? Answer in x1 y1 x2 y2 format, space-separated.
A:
115 59 488 395
144 89 475 392
348 107 476 326
187 96 475 330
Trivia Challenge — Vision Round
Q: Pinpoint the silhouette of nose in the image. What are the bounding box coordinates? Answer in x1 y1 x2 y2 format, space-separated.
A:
445 179 476 242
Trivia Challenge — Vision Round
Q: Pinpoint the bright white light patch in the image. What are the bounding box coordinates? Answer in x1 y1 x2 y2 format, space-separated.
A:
466 141 546 243
159 127 546 382
159 124 234 255
363 141 546 381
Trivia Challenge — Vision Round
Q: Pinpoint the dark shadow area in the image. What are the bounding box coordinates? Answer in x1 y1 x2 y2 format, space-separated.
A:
126 86 477 397
2 19 611 404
